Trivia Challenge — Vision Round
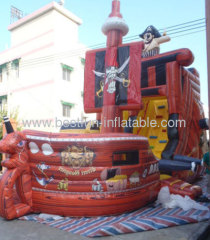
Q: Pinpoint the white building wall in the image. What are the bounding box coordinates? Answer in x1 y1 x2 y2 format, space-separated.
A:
9 11 55 47
52 9 79 49
0 2 94 132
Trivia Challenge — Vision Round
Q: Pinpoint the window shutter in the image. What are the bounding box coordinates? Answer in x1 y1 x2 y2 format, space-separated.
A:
0 63 7 70
81 58 85 64
61 64 74 71
61 101 75 107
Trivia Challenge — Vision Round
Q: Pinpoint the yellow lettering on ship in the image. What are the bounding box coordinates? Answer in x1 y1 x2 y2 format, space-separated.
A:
59 167 80 176
59 167 96 176
81 167 96 175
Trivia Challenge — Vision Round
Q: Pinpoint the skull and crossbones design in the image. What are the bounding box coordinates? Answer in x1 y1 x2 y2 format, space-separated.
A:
93 57 130 94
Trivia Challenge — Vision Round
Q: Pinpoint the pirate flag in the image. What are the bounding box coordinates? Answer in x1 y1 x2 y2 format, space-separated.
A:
84 42 143 113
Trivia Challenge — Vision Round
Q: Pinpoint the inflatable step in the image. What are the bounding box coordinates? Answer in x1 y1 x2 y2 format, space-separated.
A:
161 177 202 199
158 105 166 109
149 136 158 139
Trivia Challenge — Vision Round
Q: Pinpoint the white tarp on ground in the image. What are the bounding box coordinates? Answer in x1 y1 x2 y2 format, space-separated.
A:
156 186 209 211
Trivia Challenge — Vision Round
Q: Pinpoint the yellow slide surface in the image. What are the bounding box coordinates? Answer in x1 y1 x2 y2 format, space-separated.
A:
128 97 169 159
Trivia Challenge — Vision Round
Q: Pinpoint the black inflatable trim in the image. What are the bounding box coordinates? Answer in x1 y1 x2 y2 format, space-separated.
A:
161 113 179 160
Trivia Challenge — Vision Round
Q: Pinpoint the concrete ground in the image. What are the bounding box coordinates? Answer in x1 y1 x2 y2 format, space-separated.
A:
0 217 209 240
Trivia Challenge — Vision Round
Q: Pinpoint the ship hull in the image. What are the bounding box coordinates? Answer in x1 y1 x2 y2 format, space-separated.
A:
32 181 160 216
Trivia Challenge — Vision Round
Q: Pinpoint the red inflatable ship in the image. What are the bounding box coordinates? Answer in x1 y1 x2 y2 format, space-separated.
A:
0 0 206 220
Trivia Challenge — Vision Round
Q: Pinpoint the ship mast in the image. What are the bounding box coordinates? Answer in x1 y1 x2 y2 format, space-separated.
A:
101 0 129 133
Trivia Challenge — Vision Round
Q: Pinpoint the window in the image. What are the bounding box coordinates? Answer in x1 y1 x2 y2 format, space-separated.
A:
0 63 7 83
12 59 20 78
0 68 2 83
0 95 7 111
61 64 73 81
61 101 75 117
63 105 71 117
63 68 71 81
112 151 139 166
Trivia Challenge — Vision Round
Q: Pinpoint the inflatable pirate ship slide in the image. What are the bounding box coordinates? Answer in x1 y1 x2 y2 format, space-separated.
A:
0 0 207 220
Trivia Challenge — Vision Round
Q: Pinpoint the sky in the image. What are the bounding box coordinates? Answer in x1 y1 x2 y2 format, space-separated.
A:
0 0 208 109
